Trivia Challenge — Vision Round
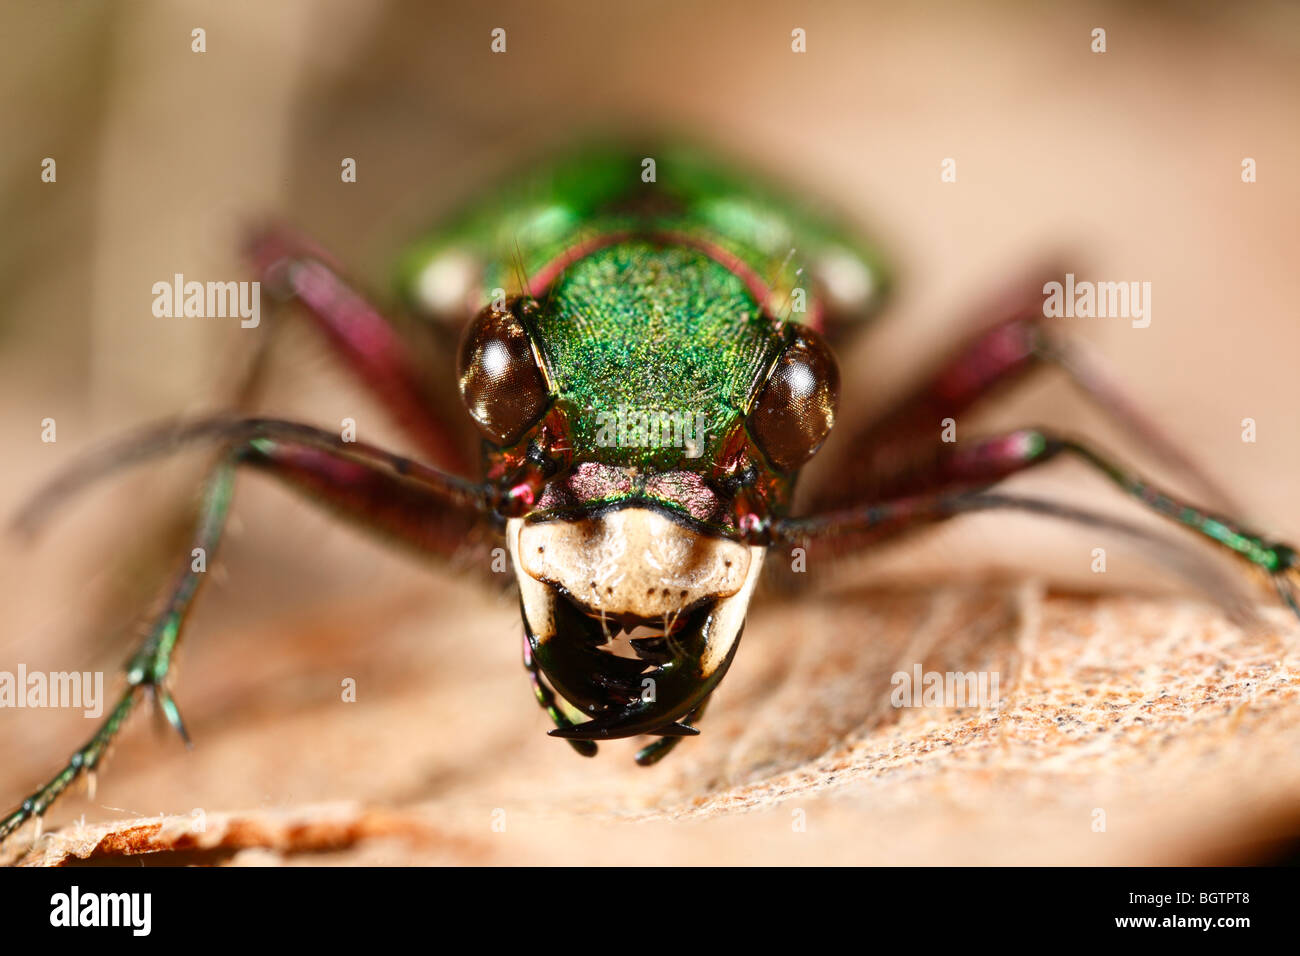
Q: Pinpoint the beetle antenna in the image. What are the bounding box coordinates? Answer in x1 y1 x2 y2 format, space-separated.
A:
760 246 798 322
510 234 530 299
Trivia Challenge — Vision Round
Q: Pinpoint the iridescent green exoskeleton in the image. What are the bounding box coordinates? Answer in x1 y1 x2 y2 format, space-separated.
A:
3 143 1297 846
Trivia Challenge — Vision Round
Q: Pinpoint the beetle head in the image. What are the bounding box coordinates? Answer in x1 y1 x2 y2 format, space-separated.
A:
457 295 838 746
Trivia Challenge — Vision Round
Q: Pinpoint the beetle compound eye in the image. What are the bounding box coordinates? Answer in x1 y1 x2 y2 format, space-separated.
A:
748 325 840 472
457 299 550 446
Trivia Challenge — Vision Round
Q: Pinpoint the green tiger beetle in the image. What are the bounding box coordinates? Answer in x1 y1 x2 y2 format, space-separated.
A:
3 143 1298 845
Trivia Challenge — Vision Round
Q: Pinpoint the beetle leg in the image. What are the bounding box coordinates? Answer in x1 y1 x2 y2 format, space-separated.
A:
522 635 598 758
248 225 474 475
0 461 235 847
809 268 1238 513
11 416 492 550
774 487 1250 617
783 428 1300 620
237 438 493 568
2 422 499 848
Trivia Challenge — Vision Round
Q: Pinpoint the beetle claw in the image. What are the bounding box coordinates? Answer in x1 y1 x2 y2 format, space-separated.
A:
149 685 193 749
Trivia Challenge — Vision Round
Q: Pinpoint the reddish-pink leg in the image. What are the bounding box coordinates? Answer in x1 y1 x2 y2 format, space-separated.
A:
808 268 1236 513
778 426 1299 618
1 417 497 845
248 226 474 475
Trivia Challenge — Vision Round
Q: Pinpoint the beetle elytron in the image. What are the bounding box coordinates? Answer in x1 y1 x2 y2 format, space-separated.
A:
3 143 1297 844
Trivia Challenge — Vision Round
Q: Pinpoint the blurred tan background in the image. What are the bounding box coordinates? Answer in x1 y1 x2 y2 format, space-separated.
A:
1 0 1298 865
